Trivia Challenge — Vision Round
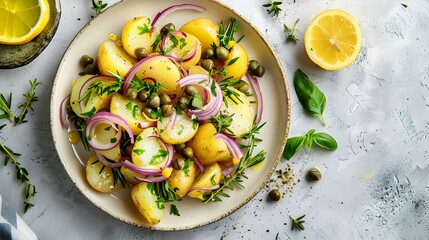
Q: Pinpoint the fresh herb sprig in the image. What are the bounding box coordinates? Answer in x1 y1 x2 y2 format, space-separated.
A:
91 0 108 16
210 112 234 134
263 0 283 17
14 79 41 125
290 215 306 231
283 129 337 160
0 93 12 122
212 19 239 49
147 181 178 211
0 142 36 212
294 69 327 125
284 19 300 43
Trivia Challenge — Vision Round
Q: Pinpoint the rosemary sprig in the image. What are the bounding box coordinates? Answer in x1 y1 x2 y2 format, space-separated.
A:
284 19 300 43
290 215 306 231
0 142 36 212
211 19 239 49
147 181 178 210
14 79 41 125
263 0 283 17
210 112 234 134
91 0 108 16
0 93 13 122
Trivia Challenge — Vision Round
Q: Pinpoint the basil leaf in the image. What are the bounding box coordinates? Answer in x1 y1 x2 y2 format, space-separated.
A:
294 69 327 125
283 135 306 160
304 129 316 150
312 132 337 150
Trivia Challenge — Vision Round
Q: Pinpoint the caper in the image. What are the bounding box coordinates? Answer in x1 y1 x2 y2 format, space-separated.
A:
174 143 186 152
306 167 322 182
215 46 229 61
173 157 185 170
181 147 193 159
159 93 172 106
134 47 148 60
178 96 190 110
237 80 249 93
147 95 160 109
161 104 174 117
268 189 281 201
137 90 149 102
161 23 175 35
142 107 153 118
185 85 199 96
201 59 214 71
201 48 214 59
84 63 98 74
253 65 265 77
80 55 94 67
248 60 260 72
125 87 138 100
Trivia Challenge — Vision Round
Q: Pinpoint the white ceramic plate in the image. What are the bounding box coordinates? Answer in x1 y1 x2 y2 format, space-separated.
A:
50 0 290 230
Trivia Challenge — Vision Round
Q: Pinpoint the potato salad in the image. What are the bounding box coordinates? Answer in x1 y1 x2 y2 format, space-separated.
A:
60 3 266 225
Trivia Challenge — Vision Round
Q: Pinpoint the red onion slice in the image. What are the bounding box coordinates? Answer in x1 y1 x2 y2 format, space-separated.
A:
246 72 263 124
214 132 244 165
135 175 167 183
60 95 70 130
121 160 162 176
193 156 205 173
151 4 206 31
167 108 177 131
188 185 220 193
94 150 122 168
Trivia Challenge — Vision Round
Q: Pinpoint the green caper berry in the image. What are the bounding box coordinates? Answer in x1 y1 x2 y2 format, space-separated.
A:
137 90 149 102
215 46 229 61
237 80 250 93
159 93 172 106
147 95 160 109
84 63 98 74
201 59 214 71
125 87 138 100
306 167 322 181
253 65 265 77
173 157 185 170
80 55 94 67
268 189 281 201
142 107 153 118
185 85 199 96
134 47 148 60
161 23 175 35
248 60 260 72
181 147 193 159
201 48 214 59
178 96 189 110
161 104 174 117
174 143 186 152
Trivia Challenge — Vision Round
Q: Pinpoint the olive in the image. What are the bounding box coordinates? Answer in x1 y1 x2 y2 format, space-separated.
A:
142 107 153 118
215 46 229 61
178 96 190 110
253 65 265 77
237 80 249 93
147 95 160 109
84 63 98 74
201 59 214 71
80 55 94 67
268 189 281 201
161 23 175 35
185 85 199 96
137 90 149 102
201 48 214 59
174 143 186 152
173 157 185 170
134 47 148 60
125 87 138 100
181 147 193 159
161 104 174 117
159 93 172 106
248 60 260 72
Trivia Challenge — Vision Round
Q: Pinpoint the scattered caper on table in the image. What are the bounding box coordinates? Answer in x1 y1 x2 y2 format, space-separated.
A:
306 167 322 181
268 189 281 201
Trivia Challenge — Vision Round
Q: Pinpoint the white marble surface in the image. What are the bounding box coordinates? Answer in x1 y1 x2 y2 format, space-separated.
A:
0 0 428 239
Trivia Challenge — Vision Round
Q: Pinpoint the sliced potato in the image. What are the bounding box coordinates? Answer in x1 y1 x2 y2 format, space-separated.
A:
120 166 145 185
221 41 248 80
122 16 159 58
187 123 232 165
220 87 253 137
110 93 155 135
131 182 164 224
157 112 198 144
179 18 220 52
97 40 137 77
160 32 202 70
92 123 121 161
167 155 197 197
188 65 209 75
187 162 221 200
86 156 122 193
132 127 167 169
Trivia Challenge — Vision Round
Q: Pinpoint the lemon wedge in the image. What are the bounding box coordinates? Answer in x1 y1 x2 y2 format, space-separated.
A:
0 0 50 45
304 9 362 70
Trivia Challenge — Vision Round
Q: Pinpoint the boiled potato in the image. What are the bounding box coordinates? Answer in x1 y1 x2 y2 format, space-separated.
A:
187 123 232 165
131 182 164 224
92 123 121 161
110 93 155 135
97 40 137 77
179 18 220 51
132 127 167 169
167 155 197 197
86 156 122 193
187 162 221 200
122 16 159 58
157 111 198 144
221 41 248 80
161 32 202 70
120 166 145 185
220 87 253 137
70 74 117 118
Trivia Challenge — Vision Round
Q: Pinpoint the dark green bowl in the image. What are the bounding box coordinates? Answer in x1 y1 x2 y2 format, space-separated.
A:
0 0 61 69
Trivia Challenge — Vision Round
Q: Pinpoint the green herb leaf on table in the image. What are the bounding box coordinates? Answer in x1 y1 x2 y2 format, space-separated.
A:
294 69 327 125
290 215 306 231
91 0 108 16
312 132 338 150
14 79 41 125
283 129 337 160
283 136 306 160
284 19 300 43
262 0 283 16
0 93 13 122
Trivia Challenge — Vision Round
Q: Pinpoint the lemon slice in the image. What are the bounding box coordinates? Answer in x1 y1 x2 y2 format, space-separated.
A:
304 9 362 70
0 0 50 45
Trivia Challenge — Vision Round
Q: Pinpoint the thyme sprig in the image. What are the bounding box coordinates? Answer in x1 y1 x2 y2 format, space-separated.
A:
91 0 108 16
284 19 300 43
211 19 239 49
290 215 306 231
0 93 13 122
263 0 283 16
14 79 41 125
0 142 36 212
